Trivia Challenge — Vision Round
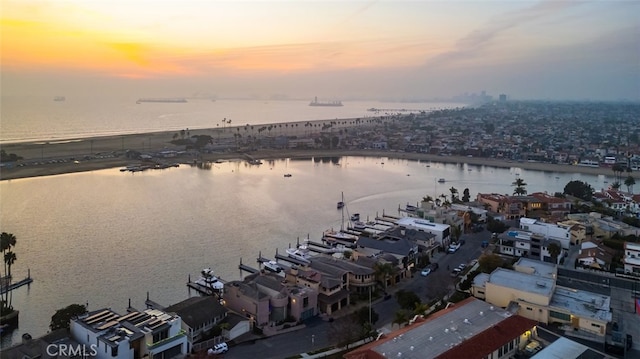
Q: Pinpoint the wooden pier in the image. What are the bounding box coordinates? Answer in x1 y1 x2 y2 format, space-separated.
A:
0 270 32 295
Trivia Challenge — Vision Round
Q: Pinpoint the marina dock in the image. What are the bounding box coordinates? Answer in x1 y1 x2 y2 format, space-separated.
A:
0 270 32 295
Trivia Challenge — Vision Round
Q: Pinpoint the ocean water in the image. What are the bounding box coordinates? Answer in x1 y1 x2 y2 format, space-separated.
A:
0 96 464 144
0 155 613 347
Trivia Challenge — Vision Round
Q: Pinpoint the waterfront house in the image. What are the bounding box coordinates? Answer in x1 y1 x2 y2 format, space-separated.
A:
70 308 188 359
164 296 228 351
224 271 318 328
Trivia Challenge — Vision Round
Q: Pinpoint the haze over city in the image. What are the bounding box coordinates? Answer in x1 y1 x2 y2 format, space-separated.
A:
2 0 638 101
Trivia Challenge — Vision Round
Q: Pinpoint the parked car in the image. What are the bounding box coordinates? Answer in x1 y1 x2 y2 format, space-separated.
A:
420 267 432 276
448 243 460 253
459 239 466 246
450 268 462 277
208 343 228 355
457 263 467 271
428 262 439 271
524 340 542 355
481 240 489 248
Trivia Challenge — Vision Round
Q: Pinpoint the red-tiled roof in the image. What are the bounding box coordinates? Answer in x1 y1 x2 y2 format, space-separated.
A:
435 315 537 359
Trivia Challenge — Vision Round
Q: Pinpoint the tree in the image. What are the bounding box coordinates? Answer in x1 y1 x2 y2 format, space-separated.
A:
327 316 361 349
563 180 594 201
451 224 462 243
395 290 421 310
512 177 528 196
624 175 635 194
1 232 17 313
449 187 459 203
548 242 561 264
373 262 395 292
50 304 87 331
462 188 470 203
478 253 504 273
612 163 625 183
392 309 410 329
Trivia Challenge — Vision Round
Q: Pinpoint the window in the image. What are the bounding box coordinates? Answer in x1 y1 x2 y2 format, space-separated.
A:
526 307 533 311
591 323 601 328
550 310 571 321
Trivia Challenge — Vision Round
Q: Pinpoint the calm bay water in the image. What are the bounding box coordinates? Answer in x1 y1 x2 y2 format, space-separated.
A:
0 155 613 346
0 96 464 144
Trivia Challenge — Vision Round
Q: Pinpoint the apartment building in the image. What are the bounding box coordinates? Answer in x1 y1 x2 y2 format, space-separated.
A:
623 242 640 275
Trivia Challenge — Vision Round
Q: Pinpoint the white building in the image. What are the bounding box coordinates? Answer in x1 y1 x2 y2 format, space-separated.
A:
520 218 571 249
71 308 188 359
395 217 451 247
623 242 640 275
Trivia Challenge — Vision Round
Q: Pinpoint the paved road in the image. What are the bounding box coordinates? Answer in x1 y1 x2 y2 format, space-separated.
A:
222 228 493 358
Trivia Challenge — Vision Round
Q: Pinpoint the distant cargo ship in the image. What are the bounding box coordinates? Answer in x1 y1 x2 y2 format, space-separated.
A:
309 96 343 107
136 98 187 104
53 96 66 101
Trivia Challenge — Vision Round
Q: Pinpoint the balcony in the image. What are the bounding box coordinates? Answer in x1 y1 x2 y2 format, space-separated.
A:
147 330 186 351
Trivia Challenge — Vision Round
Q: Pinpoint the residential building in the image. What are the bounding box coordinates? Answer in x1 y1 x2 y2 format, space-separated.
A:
225 271 318 327
476 193 526 219
577 240 615 270
344 297 538 359
395 217 451 248
623 242 640 275
520 217 571 249
471 258 612 340
163 296 228 351
70 308 188 359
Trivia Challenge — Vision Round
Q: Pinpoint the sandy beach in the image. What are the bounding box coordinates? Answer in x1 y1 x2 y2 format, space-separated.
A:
0 122 615 181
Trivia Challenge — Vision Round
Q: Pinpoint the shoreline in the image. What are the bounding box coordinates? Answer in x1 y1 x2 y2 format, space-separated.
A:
0 123 617 181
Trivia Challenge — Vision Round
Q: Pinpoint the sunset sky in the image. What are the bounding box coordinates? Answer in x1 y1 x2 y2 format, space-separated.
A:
2 0 638 101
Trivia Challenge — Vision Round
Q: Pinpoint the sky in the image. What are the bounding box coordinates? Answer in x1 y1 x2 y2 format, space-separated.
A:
1 0 639 101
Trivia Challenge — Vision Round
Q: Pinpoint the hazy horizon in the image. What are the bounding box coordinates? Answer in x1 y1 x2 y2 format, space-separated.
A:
2 1 639 102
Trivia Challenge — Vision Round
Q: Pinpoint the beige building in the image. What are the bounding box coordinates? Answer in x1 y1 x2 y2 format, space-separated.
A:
472 258 611 340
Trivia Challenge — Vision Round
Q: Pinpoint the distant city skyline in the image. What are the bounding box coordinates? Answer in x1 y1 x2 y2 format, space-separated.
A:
1 0 638 101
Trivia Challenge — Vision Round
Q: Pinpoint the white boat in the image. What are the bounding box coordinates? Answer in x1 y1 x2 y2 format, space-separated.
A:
286 246 311 263
194 268 224 291
353 221 366 230
350 213 360 221
438 178 445 183
263 260 282 273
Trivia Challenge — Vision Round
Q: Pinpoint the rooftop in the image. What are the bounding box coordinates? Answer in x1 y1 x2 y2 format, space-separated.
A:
488 268 555 298
514 257 557 279
396 217 450 231
345 298 535 359
550 286 612 322
531 336 607 359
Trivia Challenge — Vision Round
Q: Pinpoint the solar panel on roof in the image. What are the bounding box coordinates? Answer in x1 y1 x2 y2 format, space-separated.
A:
85 310 112 325
96 320 119 331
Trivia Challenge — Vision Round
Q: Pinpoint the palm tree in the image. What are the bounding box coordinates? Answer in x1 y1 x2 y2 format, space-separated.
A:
612 163 625 183
624 175 636 193
512 177 528 196
0 232 17 313
451 224 462 243
449 187 458 203
413 302 430 317
373 262 395 292
392 310 409 329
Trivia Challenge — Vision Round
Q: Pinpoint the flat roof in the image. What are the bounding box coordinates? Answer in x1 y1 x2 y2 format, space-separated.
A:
371 299 517 358
550 286 612 322
396 217 449 231
489 268 555 297
531 337 606 359
625 242 640 251
514 258 557 279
